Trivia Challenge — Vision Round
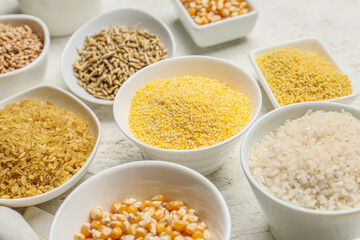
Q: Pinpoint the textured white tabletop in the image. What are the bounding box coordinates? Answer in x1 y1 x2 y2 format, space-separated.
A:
2 0 360 239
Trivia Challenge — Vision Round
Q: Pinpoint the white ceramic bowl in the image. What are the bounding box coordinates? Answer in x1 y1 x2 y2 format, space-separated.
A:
61 8 176 105
171 0 258 47
49 161 231 240
241 102 360 240
113 56 262 175
0 14 50 100
0 85 101 207
18 0 102 36
249 37 358 109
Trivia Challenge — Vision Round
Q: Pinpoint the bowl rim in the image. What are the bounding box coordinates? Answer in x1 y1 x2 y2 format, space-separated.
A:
49 160 232 239
248 36 358 109
172 0 259 30
0 14 50 79
113 55 262 153
241 101 360 216
0 84 101 206
61 7 176 106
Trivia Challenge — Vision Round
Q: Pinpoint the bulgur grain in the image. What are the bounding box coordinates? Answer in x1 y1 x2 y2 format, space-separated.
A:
0 99 95 199
249 110 360 211
129 75 251 150
256 47 352 106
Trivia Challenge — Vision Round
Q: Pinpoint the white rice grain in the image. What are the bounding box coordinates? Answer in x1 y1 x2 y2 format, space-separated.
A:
249 110 360 211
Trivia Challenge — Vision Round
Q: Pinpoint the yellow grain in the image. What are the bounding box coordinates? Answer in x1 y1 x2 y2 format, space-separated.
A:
129 75 251 150
256 47 352 106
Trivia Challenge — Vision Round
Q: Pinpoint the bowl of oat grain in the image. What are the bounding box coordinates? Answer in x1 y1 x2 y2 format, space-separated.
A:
0 14 50 100
61 8 176 105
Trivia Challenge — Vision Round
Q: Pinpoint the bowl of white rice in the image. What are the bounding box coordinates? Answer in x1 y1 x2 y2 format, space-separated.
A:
241 102 360 240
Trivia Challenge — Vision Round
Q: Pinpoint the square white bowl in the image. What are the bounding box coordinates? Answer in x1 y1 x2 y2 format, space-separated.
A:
171 0 258 47
249 37 358 109
0 84 101 207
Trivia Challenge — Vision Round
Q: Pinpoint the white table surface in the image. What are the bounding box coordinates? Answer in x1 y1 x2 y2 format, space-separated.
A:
2 0 360 239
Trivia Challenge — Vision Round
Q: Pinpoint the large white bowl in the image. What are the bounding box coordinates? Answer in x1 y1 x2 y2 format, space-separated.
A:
0 14 50 100
249 37 358 109
170 0 258 47
49 161 231 240
0 85 101 207
61 8 176 105
241 102 360 240
113 56 262 175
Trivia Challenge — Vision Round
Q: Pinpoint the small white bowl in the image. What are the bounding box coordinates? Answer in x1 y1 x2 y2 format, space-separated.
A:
0 85 101 207
61 8 176 105
241 102 360 240
0 14 50 100
249 37 357 109
113 56 262 175
170 0 258 47
18 0 102 36
49 161 231 240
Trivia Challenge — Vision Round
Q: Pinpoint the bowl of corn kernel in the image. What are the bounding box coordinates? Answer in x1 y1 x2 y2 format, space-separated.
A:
249 37 357 109
49 161 231 240
171 0 258 47
113 55 262 175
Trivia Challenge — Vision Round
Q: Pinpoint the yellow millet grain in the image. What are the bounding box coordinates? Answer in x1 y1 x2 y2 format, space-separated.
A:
256 47 352 106
0 99 95 199
129 75 251 150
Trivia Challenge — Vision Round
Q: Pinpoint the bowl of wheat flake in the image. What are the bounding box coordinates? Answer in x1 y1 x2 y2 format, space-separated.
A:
61 8 176 105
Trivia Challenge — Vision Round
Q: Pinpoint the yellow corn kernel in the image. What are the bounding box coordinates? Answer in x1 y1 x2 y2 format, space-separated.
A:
111 201 121 213
192 230 204 239
166 200 184 211
109 220 123 229
128 205 138 215
174 236 185 240
111 227 123 239
187 8 196 16
80 223 91 237
151 194 165 202
90 207 103 220
119 204 129 214
91 220 101 230
153 209 164 221
165 225 173 236
156 222 166 233
173 220 187 232
140 200 151 211
203 229 212 240
197 222 206 232
171 230 181 239
185 223 197 235
135 227 147 238
100 226 112 239
74 233 86 240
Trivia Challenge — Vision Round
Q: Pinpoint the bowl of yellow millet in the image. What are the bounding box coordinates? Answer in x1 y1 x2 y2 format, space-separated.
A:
249 37 357 109
113 55 262 175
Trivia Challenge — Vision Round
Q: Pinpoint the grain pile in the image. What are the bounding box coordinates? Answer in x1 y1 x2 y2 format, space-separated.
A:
249 110 360 210
0 23 43 74
129 76 251 150
256 47 352 106
73 25 168 100
0 99 95 199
